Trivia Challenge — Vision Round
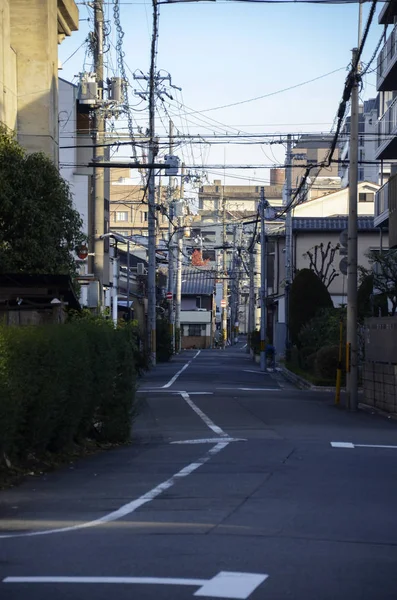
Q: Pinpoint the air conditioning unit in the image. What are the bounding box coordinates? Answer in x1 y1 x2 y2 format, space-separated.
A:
137 262 146 275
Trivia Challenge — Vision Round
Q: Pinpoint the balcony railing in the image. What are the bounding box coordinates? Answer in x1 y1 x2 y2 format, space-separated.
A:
375 181 389 216
377 23 397 90
376 96 397 158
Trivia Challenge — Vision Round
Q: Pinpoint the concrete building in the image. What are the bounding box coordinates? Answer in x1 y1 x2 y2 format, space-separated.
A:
374 0 397 249
109 168 170 259
290 134 341 201
339 98 390 187
59 77 111 306
198 170 285 213
0 0 79 162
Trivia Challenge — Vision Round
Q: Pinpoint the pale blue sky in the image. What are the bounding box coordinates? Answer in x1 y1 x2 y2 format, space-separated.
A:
59 1 383 185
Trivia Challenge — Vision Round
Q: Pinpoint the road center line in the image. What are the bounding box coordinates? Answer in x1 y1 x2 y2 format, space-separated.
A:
180 391 228 437
162 350 201 389
0 441 229 540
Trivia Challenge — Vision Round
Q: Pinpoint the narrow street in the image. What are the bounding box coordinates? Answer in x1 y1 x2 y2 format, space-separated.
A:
1 343 397 599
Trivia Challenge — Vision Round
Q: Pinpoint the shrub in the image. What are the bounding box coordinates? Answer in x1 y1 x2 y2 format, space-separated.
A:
156 318 173 362
314 345 341 380
249 330 261 355
289 269 333 345
0 320 137 465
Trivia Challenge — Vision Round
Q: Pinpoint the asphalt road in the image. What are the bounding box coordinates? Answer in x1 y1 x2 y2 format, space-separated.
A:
1 342 397 599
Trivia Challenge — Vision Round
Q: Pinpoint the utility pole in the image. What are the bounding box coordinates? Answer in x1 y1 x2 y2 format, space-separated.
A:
167 120 175 351
230 225 237 344
248 247 255 353
175 163 185 353
92 0 105 307
284 134 293 356
346 47 360 411
146 0 159 365
259 188 268 371
222 186 228 348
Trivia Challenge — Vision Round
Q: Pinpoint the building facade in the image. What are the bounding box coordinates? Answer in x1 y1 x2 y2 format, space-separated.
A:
374 0 397 248
0 0 79 162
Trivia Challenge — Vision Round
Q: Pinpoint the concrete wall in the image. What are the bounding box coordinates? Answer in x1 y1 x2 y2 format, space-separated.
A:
0 0 17 130
181 335 211 350
363 362 397 415
0 0 78 162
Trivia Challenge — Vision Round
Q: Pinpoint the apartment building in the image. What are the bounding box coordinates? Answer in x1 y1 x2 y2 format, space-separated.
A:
374 0 397 248
109 168 170 257
339 98 390 187
291 134 341 201
0 0 79 163
198 169 285 214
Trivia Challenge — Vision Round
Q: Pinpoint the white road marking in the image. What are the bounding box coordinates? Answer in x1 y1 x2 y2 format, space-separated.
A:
195 571 269 599
243 370 262 374
162 350 201 389
171 437 246 445
189 392 214 395
241 344 247 349
4 571 269 599
331 441 397 450
0 441 229 539
217 388 280 392
330 442 355 448
180 391 228 437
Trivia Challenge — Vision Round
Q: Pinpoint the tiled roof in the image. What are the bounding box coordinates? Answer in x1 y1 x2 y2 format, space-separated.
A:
292 217 380 232
179 268 216 296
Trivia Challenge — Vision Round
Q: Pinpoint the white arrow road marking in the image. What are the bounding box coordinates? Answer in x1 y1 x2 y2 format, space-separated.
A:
180 391 228 437
331 441 397 449
163 350 201 388
194 571 269 599
171 437 246 445
3 571 269 599
0 441 229 539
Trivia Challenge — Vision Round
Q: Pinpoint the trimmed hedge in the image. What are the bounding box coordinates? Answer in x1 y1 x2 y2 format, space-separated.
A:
0 320 138 464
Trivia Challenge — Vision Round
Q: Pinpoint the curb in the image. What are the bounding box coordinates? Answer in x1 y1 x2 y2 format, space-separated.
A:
358 402 397 421
278 366 353 393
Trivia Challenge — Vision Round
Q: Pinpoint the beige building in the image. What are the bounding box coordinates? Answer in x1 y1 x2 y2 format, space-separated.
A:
291 134 341 201
199 169 285 214
109 168 170 255
0 0 78 162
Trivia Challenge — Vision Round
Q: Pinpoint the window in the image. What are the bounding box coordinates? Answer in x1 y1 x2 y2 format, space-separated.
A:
188 324 203 336
116 211 128 222
196 296 202 309
141 211 148 223
359 193 374 203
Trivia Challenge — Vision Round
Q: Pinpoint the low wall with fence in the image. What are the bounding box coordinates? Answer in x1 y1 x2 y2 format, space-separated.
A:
363 317 397 414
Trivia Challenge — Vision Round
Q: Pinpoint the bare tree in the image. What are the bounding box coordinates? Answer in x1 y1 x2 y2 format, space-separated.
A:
360 250 397 316
303 241 340 289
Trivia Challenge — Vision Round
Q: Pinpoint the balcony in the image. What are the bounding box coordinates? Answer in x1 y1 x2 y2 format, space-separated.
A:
377 24 397 91
374 181 389 227
375 96 397 160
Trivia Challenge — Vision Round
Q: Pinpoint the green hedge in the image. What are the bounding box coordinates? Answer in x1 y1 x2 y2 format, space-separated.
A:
0 320 138 464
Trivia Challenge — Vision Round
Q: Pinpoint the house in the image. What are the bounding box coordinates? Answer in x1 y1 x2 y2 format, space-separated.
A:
0 274 80 326
267 216 388 356
179 269 216 349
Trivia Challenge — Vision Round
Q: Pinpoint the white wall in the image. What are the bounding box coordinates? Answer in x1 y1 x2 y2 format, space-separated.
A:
292 182 378 219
